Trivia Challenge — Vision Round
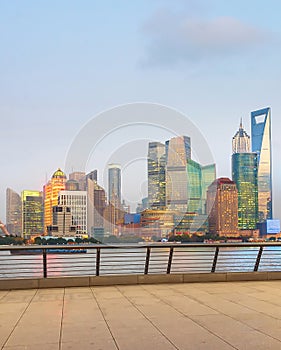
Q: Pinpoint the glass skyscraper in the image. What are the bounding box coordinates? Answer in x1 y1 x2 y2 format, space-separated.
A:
108 164 121 205
21 190 44 239
231 120 259 229
251 107 272 221
166 136 191 213
165 136 215 215
232 153 258 229
147 142 166 209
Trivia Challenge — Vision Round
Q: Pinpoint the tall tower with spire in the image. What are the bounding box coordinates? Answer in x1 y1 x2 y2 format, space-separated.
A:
232 120 258 229
232 119 251 154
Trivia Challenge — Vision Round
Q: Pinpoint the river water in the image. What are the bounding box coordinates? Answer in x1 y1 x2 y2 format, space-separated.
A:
1 245 281 279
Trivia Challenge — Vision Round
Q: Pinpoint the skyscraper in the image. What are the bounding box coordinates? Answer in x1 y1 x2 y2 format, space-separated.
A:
251 107 272 221
86 171 107 235
147 142 166 209
6 188 22 236
43 168 67 232
166 136 191 213
207 178 238 236
232 121 258 229
108 164 121 205
58 190 87 234
21 190 44 239
232 119 250 153
232 153 258 229
165 136 215 215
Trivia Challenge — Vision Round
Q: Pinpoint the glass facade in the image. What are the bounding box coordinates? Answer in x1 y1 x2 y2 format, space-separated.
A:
147 142 166 208
108 164 121 205
43 168 67 233
201 164 216 214
58 191 87 234
166 136 191 212
186 159 202 213
166 136 216 217
251 108 272 221
232 153 258 229
21 190 44 238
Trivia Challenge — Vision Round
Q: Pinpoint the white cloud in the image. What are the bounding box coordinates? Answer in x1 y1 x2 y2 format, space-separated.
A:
141 10 270 66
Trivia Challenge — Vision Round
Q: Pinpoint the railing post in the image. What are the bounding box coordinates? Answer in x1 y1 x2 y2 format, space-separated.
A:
43 249 47 278
254 246 263 272
96 248 101 276
144 247 151 274
211 247 219 273
167 247 174 274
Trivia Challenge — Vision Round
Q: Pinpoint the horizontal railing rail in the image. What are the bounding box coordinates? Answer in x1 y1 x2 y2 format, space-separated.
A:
1 242 281 279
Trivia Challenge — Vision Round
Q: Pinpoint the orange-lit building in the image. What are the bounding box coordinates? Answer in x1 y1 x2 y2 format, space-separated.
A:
207 178 238 237
43 168 67 233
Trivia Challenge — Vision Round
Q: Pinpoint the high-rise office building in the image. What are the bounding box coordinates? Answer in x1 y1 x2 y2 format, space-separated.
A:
165 136 215 215
47 206 76 237
166 136 191 212
147 142 166 209
86 172 107 235
108 164 121 205
58 190 87 234
21 190 44 239
65 179 80 191
201 164 216 214
251 107 272 221
232 153 258 229
232 119 251 153
69 171 86 182
6 188 22 236
43 168 67 233
207 178 238 236
86 170 97 182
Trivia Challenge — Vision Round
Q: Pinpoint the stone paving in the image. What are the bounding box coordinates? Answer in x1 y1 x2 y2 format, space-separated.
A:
2 281 281 349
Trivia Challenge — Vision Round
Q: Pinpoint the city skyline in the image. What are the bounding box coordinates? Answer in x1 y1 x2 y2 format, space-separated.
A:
1 1 281 221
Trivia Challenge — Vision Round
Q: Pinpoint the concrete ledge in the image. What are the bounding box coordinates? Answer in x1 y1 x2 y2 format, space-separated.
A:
267 271 281 280
39 276 90 288
0 278 39 290
184 272 227 283
226 271 268 281
3 271 281 290
90 275 138 286
138 274 183 284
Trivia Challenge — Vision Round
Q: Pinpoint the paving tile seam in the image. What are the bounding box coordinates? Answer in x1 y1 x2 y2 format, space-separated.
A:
168 285 281 344
1 289 39 350
116 286 180 350
141 285 238 350
90 287 119 350
241 290 281 309
58 288 66 350
0 291 9 302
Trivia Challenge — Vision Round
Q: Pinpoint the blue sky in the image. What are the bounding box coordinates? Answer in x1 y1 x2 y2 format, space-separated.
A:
1 0 281 220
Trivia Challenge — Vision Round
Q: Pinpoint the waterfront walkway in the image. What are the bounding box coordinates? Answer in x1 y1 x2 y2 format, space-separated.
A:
2 281 281 349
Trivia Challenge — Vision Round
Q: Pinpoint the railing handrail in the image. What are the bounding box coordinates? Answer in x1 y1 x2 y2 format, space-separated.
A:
1 241 281 251
2 242 281 280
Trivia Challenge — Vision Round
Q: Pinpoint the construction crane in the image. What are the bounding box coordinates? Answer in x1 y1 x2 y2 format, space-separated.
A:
0 221 10 236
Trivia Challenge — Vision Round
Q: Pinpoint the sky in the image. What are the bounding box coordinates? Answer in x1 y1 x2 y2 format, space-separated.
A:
1 0 281 220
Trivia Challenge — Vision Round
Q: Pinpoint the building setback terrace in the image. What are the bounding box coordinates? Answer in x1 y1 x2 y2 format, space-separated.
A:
2 281 281 349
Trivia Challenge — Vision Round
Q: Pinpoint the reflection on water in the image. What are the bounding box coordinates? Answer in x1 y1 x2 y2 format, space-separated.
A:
1 246 281 279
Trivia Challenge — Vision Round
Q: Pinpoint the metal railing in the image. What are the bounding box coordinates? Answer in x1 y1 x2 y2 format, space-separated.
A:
1 242 281 279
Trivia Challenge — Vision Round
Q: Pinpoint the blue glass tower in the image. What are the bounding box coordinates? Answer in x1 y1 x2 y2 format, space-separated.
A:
251 107 272 221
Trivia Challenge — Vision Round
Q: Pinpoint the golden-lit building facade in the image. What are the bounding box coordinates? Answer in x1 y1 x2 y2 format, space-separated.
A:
43 168 66 233
207 178 238 237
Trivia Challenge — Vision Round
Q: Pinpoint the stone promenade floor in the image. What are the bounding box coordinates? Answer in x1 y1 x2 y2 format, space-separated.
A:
2 281 281 349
